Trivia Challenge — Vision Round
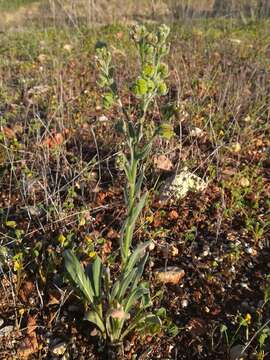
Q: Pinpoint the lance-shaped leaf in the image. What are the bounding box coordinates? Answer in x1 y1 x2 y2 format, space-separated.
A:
120 313 161 340
89 255 103 298
84 310 106 334
130 252 149 293
116 267 137 301
124 241 151 273
129 191 148 227
124 285 149 313
64 250 94 303
134 143 151 161
134 171 144 196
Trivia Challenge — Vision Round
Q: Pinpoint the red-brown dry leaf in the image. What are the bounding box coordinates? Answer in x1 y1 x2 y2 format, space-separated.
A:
47 289 61 306
3 127 16 139
187 318 207 337
102 240 112 255
42 132 64 148
19 281 35 304
17 316 38 359
153 213 162 227
211 307 221 316
168 210 179 220
192 290 202 303
106 228 119 240
153 155 173 172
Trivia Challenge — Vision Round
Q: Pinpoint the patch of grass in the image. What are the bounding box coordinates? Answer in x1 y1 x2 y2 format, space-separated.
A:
0 0 39 12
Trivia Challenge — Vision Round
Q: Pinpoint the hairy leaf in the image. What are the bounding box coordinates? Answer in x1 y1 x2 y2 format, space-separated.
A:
64 250 94 303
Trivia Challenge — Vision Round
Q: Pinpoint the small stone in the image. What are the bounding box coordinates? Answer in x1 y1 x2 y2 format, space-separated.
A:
245 247 257 256
202 245 210 257
98 115 108 122
154 267 185 285
37 54 47 63
181 299 188 308
239 177 250 187
190 127 203 138
0 325 14 337
160 170 207 201
50 341 67 356
230 142 241 153
171 245 179 256
63 44 72 52
244 115 251 123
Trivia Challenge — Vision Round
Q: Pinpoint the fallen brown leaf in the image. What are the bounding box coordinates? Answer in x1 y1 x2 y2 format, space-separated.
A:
17 316 38 359
153 154 173 172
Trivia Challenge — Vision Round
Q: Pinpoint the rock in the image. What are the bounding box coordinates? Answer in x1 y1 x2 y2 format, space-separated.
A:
63 44 72 52
154 267 185 284
229 344 246 360
0 325 14 337
98 115 108 122
181 299 188 308
153 154 173 171
239 177 250 187
159 170 207 201
50 341 67 356
0 317 4 327
245 247 257 256
190 127 203 138
202 245 210 257
230 142 241 153
37 54 47 63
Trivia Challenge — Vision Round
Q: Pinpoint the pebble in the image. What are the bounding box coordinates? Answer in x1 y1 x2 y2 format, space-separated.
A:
98 115 109 122
190 127 203 138
50 341 67 356
181 299 188 308
0 325 14 337
202 245 210 257
245 247 257 256
154 267 185 285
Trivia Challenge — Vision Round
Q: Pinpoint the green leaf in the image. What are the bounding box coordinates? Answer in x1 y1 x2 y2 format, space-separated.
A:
156 123 174 140
134 143 151 161
127 122 136 140
5 220 17 229
84 310 106 334
91 256 103 298
102 92 114 109
121 313 161 340
142 64 155 78
133 78 148 97
64 250 94 303
134 172 144 197
124 286 149 313
157 81 168 95
130 253 149 293
125 241 151 273
130 192 148 226
137 314 162 334
117 268 137 301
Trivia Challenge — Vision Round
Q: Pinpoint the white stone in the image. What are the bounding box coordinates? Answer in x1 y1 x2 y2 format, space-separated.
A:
0 325 14 337
160 170 207 201
51 342 67 356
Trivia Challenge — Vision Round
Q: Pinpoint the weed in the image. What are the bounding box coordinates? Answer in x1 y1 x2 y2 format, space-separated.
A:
64 24 174 350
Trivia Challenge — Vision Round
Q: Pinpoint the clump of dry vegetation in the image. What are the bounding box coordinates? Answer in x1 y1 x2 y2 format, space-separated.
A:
0 1 270 359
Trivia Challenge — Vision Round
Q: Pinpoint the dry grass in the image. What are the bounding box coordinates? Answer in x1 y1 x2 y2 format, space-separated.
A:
1 0 270 31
